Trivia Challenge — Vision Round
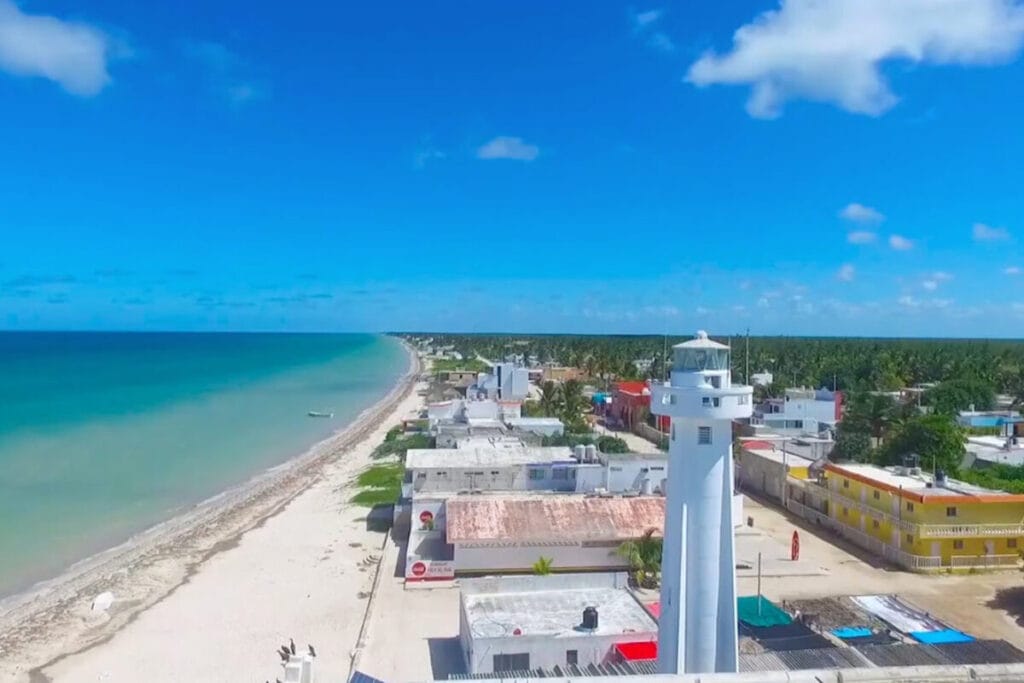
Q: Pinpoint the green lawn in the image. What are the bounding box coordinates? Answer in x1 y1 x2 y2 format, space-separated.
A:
351 462 405 507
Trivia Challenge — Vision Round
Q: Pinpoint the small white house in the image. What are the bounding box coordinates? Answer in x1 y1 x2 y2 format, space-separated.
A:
505 416 565 437
459 572 657 674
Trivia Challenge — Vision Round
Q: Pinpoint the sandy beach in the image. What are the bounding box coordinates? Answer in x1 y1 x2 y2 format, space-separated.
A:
0 343 423 683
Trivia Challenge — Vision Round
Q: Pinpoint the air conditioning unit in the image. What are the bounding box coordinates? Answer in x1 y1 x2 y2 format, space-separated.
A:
909 467 922 476
894 466 907 475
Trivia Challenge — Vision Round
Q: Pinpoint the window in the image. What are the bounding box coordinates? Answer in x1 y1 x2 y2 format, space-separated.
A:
697 426 712 445
490 471 500 475
906 502 915 512
946 506 957 518
702 397 711 407
873 491 880 500
906 534 914 545
953 539 964 550
843 479 850 489
872 520 880 530
566 650 578 666
494 653 530 672
1009 539 1018 549
528 468 545 481
842 506 849 516
552 468 568 481
738 394 749 405
671 424 676 441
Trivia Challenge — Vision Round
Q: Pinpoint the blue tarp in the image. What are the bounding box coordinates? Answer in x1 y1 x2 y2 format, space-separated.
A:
910 629 975 645
737 596 792 627
832 627 873 639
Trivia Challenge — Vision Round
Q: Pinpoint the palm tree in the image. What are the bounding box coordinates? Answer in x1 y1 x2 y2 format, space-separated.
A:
532 556 554 575
539 380 562 417
560 379 587 430
616 528 662 588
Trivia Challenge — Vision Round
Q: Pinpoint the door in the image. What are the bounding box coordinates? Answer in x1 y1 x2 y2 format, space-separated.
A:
931 542 941 557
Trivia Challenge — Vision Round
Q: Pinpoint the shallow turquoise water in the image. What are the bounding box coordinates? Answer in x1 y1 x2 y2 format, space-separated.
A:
0 332 405 598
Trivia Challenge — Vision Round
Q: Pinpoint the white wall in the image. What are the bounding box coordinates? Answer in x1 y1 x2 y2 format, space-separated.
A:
604 459 667 493
455 542 629 574
467 633 641 674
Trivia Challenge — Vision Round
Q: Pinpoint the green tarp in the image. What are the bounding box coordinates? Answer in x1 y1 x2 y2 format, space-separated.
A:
737 596 793 627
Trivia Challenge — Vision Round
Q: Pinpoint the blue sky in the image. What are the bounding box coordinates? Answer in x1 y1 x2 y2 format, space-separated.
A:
2 0 1024 336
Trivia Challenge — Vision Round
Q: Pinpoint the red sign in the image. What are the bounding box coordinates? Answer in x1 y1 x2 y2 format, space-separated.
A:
791 530 800 561
410 561 427 577
419 510 434 524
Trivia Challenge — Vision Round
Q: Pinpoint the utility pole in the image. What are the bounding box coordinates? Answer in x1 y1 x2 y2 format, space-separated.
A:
745 327 750 385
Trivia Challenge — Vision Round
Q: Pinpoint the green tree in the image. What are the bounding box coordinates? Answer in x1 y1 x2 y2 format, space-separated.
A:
833 424 872 462
617 529 663 588
925 378 996 415
844 392 897 445
539 380 562 417
560 379 588 431
876 414 967 475
532 556 554 575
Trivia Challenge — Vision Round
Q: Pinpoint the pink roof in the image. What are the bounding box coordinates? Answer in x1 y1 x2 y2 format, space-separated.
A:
446 496 665 543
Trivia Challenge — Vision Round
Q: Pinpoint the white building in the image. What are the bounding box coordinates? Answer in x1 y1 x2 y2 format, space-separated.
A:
459 572 657 675
505 416 565 437
472 362 531 400
650 331 752 674
445 494 665 575
428 398 522 427
752 388 841 436
750 371 773 387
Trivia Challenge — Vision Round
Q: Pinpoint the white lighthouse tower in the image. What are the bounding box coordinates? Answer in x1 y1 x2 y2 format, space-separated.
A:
650 331 753 674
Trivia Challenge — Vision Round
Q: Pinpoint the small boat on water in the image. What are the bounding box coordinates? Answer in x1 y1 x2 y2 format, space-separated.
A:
308 410 334 418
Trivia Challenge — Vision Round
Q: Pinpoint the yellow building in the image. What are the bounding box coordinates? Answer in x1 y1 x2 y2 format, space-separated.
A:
793 462 1024 571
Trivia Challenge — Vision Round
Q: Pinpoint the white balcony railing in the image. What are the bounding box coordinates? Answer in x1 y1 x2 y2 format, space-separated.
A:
784 498 1020 572
811 486 1024 539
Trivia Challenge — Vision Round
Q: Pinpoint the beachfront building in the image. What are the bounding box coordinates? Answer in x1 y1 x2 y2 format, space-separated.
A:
445 495 665 575
458 572 658 674
751 388 843 437
788 461 1024 571
400 445 673 581
471 362 531 400
957 409 1022 430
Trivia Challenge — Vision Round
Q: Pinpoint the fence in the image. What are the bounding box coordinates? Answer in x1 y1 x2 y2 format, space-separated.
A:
784 496 1017 572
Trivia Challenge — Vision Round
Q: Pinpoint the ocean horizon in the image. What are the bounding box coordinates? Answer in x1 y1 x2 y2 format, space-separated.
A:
0 331 407 599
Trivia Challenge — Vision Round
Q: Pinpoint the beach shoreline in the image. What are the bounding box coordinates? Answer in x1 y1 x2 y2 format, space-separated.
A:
0 339 421 681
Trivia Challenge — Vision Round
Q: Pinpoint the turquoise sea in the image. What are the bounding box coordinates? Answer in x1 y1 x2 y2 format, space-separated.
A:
0 332 406 598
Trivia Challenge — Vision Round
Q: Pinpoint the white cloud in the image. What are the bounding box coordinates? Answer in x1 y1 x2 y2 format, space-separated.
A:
0 0 113 95
973 222 1011 241
1006 266 1022 276
647 32 676 53
836 264 856 282
898 295 919 308
685 0 1024 118
183 40 264 105
922 280 938 291
931 271 953 282
889 234 914 251
757 297 770 308
476 136 539 162
695 306 709 315
840 202 885 225
847 231 877 244
631 9 663 32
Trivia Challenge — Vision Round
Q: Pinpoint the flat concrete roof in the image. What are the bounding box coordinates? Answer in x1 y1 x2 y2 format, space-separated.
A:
462 575 657 639
741 445 817 468
406 446 574 470
828 462 1015 499
447 494 664 543
968 436 1024 466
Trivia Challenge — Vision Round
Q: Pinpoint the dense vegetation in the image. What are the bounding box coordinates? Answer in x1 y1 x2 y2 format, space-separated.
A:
404 333 1024 394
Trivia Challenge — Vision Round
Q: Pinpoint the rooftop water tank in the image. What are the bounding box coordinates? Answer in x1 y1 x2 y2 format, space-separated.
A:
574 444 586 462
582 606 599 630
584 444 598 463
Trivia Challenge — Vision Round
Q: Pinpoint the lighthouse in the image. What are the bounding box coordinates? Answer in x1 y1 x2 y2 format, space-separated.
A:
650 331 753 674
